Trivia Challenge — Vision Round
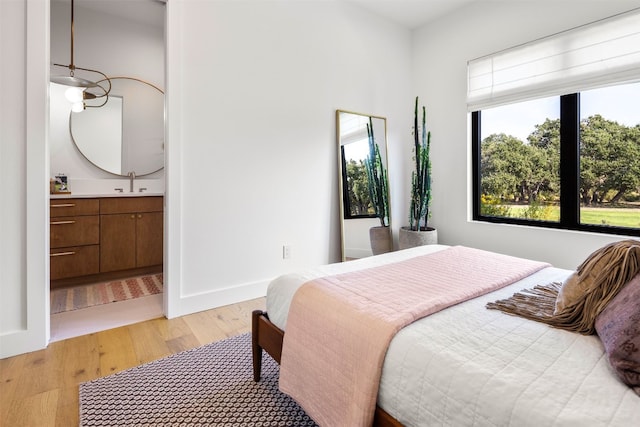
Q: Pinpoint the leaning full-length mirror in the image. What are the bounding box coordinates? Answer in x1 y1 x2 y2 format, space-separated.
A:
337 110 391 261
70 77 165 176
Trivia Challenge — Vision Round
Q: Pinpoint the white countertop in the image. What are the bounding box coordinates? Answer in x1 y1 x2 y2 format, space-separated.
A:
49 177 165 199
50 192 164 199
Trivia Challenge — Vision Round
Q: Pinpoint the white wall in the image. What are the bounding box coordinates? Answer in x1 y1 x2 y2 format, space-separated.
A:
412 0 640 269
165 0 412 316
1 0 49 358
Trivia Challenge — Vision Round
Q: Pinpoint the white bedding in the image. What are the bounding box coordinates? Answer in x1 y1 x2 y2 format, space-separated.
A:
267 245 640 426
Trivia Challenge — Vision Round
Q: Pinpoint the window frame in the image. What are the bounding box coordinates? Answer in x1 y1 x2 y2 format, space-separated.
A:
472 92 640 238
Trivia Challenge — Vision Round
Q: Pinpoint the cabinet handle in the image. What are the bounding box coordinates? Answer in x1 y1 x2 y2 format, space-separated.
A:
130 214 135 219
50 251 75 257
50 220 76 225
51 203 76 208
138 214 142 219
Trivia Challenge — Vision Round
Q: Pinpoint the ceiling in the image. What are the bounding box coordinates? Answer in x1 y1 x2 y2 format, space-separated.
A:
53 0 165 28
57 0 480 31
59 0 483 30
348 0 480 29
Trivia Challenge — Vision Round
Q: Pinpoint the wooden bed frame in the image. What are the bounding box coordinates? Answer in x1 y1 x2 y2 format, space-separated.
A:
251 309 403 427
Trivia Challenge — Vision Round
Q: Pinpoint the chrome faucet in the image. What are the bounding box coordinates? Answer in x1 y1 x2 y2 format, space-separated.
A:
128 171 136 192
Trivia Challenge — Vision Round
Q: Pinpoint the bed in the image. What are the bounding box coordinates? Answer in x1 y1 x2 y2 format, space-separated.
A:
252 244 640 426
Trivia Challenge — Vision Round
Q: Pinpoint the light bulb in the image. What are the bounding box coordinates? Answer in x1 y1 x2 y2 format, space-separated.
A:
65 87 85 103
71 102 85 113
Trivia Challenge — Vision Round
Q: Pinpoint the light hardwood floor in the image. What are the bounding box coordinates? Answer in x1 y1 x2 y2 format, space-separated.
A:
0 297 266 427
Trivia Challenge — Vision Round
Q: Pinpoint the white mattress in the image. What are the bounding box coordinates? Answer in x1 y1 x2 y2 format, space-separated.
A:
267 245 640 426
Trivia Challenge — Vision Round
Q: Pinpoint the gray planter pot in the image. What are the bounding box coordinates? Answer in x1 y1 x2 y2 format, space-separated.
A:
399 226 437 250
369 226 392 255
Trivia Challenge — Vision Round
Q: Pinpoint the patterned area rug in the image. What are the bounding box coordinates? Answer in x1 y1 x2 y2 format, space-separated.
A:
79 333 317 426
50 274 163 314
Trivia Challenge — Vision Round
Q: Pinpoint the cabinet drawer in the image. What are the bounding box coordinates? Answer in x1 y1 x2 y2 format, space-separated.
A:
50 215 100 248
100 196 163 214
50 198 99 217
50 245 100 280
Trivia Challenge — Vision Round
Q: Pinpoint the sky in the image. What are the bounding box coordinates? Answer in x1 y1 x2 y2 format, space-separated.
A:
481 81 640 142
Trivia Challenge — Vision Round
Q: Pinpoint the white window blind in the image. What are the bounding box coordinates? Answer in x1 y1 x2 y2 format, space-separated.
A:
467 8 640 111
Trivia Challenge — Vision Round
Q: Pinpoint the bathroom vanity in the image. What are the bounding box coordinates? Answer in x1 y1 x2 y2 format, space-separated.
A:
50 195 163 289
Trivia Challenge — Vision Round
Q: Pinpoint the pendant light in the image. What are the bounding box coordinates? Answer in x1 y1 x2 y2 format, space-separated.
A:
51 0 111 111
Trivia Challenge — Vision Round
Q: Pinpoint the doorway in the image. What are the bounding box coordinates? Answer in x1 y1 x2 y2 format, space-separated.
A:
48 0 167 340
50 287 163 341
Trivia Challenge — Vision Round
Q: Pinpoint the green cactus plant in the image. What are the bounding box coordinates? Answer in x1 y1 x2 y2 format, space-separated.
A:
364 117 389 227
409 96 432 231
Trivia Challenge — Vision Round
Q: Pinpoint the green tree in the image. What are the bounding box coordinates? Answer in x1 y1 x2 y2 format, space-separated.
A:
345 159 371 215
481 133 555 203
606 122 640 203
527 118 560 198
481 133 524 200
482 112 640 212
580 115 640 205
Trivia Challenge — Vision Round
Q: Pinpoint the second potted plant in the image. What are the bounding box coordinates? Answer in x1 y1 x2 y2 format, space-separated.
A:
364 117 392 255
399 96 437 249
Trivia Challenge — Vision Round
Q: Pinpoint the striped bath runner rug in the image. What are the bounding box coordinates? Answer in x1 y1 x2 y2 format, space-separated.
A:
50 273 163 314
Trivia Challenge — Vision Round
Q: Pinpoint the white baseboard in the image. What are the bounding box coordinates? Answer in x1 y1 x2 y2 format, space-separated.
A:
172 279 269 317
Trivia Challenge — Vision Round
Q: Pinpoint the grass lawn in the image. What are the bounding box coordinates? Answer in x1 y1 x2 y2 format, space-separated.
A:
500 205 640 228
580 207 640 228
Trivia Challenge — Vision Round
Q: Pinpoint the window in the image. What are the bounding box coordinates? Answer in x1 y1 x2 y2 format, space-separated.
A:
579 84 640 229
477 96 560 222
472 82 640 236
342 143 375 218
468 9 640 236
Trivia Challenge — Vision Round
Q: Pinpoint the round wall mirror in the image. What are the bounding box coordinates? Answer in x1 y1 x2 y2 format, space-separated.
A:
70 76 164 177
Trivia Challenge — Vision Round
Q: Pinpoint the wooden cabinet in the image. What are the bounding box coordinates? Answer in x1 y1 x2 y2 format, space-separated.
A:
50 199 100 282
135 211 164 267
100 213 137 272
100 197 163 273
49 196 163 288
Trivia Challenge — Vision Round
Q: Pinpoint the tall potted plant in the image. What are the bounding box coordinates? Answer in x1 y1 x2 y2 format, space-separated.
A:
364 117 392 255
399 96 437 249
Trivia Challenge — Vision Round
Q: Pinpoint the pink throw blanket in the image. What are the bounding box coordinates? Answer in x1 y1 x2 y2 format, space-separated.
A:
279 246 550 426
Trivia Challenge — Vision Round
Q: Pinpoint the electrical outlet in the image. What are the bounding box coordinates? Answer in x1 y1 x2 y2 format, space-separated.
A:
283 245 291 259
